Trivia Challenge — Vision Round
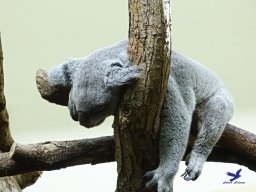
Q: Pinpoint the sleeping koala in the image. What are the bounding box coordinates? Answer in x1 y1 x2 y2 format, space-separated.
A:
47 40 234 192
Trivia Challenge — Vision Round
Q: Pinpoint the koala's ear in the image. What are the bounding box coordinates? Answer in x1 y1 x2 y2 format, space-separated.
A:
104 59 141 88
48 62 72 87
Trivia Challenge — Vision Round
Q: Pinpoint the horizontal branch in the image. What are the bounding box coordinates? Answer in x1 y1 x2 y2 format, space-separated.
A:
0 136 115 177
0 124 255 177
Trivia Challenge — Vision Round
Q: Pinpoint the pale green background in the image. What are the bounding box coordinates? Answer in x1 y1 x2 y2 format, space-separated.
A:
0 0 255 192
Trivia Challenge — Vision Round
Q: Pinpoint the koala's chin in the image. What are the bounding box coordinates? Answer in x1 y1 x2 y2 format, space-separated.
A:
78 114 106 128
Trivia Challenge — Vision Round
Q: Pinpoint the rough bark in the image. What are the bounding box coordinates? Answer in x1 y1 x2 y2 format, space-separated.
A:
0 34 41 191
0 177 21 192
0 34 14 154
113 1 171 191
36 69 70 106
0 136 114 177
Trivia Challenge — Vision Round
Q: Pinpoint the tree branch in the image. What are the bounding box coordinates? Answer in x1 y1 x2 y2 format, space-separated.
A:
0 34 13 153
0 124 255 178
36 69 70 106
0 136 115 177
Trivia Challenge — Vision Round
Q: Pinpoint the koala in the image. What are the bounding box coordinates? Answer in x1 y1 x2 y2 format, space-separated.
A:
47 40 234 192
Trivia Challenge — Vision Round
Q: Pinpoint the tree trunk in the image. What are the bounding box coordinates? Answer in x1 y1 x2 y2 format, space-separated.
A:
113 1 171 191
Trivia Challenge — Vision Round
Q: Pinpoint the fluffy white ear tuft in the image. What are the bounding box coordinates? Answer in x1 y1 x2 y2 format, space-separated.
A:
104 59 141 88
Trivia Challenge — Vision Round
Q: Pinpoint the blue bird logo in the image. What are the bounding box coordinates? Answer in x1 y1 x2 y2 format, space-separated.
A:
226 169 242 182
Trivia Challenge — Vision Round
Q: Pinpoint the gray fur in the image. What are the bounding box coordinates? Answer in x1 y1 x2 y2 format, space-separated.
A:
48 40 234 192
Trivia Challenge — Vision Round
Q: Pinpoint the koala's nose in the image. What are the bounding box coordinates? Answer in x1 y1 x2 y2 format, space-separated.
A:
68 99 79 121
69 104 78 121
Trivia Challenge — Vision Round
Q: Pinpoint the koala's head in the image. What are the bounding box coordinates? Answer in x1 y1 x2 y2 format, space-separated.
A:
48 41 140 128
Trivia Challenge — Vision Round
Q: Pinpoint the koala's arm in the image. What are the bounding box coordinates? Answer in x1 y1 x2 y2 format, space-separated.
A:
159 87 192 170
145 79 194 191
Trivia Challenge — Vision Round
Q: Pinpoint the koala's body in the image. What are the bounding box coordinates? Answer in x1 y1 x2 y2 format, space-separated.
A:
48 40 234 192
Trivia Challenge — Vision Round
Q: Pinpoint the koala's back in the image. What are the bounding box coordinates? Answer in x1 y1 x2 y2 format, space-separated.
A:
170 51 224 105
101 41 225 107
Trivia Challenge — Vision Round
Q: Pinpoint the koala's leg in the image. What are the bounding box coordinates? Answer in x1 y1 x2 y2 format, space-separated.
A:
144 82 194 192
183 89 233 181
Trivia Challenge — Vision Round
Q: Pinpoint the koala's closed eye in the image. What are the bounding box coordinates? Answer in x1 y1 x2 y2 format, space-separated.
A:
111 62 123 68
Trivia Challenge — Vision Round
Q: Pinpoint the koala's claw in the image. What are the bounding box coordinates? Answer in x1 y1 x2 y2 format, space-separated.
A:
180 172 188 179
144 170 173 192
181 170 200 181
182 153 205 181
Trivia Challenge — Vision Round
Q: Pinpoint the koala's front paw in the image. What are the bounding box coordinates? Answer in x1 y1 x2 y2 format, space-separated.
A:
144 169 173 192
181 152 206 181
